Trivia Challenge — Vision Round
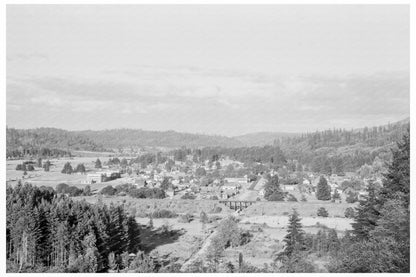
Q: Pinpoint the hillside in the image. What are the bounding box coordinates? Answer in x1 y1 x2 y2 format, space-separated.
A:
273 118 410 173
6 127 106 157
74 129 243 149
6 118 409 160
234 132 299 147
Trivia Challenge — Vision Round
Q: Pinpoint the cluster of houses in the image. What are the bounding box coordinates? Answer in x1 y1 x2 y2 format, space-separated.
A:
82 154 378 202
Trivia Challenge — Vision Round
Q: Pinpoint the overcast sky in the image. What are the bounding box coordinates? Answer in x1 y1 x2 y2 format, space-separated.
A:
7 5 409 136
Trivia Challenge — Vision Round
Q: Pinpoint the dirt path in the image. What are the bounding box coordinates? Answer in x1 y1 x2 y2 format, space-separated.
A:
180 229 218 272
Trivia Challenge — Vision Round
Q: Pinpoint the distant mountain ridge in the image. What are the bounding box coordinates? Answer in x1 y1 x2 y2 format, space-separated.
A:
6 118 410 153
234 132 299 147
73 129 243 149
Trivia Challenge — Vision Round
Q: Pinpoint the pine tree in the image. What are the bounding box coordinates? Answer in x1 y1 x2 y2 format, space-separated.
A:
380 129 410 206
81 232 99 273
316 176 331 200
61 162 73 174
95 159 102 169
75 163 86 174
43 160 51 172
278 209 305 259
351 182 382 240
264 175 286 201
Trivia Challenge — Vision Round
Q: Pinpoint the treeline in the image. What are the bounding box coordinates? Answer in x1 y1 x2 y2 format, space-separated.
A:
100 184 166 199
73 129 242 148
6 183 140 273
276 119 409 149
6 127 106 158
274 120 409 173
167 145 287 166
7 147 71 159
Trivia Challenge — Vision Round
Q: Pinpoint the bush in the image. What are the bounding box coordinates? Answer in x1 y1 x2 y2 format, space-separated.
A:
56 183 69 194
344 207 355 218
317 207 329 217
129 187 166 199
200 211 208 223
267 191 287 201
301 194 307 202
66 186 83 197
287 194 298 202
346 191 359 203
181 193 196 200
101 185 117 196
151 209 178 218
210 206 222 213
178 213 193 223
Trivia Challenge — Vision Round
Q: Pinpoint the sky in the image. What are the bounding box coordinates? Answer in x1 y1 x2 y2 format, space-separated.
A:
6 5 409 136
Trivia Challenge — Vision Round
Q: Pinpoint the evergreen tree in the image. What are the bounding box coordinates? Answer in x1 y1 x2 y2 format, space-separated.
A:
316 176 331 200
36 158 42 168
61 162 73 174
380 130 410 206
351 182 382 240
264 175 286 201
75 163 86 174
43 160 51 172
81 232 99 273
278 209 305 259
95 159 102 169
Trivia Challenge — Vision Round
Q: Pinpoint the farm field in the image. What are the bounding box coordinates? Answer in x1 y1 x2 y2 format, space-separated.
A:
6 157 125 191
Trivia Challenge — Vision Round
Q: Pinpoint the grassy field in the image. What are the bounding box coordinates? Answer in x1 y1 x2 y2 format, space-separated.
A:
6 157 121 191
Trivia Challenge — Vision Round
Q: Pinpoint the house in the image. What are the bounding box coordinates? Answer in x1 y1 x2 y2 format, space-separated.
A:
224 177 247 185
87 173 105 184
166 189 176 199
281 184 296 191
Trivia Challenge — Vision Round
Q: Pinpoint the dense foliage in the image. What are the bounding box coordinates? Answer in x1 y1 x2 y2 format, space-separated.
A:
6 127 105 158
6 183 141 273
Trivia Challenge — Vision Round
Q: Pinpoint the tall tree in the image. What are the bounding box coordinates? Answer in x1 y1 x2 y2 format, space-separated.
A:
316 176 331 200
95 159 102 169
278 209 305 259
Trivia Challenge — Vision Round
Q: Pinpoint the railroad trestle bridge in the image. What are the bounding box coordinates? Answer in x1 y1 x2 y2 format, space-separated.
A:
219 200 256 211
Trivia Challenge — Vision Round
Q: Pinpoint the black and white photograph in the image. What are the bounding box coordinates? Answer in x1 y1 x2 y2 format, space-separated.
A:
3 2 413 274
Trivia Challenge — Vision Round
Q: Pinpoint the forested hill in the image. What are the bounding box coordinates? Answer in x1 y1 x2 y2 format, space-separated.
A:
273 118 410 173
6 127 106 157
73 129 243 149
233 132 299 147
275 118 410 149
6 118 409 159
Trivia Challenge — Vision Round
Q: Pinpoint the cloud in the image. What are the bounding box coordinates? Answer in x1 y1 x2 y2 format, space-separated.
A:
6 64 409 133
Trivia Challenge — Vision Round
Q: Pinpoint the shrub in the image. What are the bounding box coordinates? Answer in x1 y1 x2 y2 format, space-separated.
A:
151 209 177 218
56 183 70 194
178 213 193 223
301 194 307 202
101 185 117 196
346 191 359 203
211 206 222 213
332 189 341 200
200 211 208 223
66 186 83 197
129 187 166 199
181 193 196 200
344 207 355 218
267 191 287 201
287 194 298 202
317 207 329 217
